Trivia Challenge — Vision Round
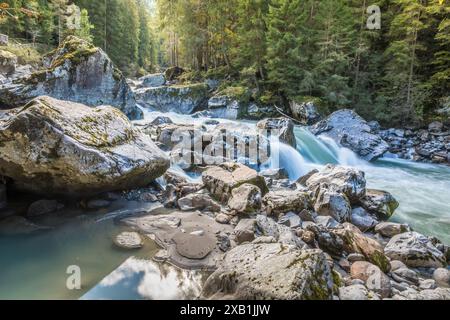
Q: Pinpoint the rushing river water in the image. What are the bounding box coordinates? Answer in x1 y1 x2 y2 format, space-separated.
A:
0 110 449 299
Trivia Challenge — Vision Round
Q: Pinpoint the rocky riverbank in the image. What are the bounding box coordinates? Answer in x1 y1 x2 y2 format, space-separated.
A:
0 36 449 300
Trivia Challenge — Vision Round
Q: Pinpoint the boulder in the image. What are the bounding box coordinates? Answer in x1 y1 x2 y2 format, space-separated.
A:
262 189 311 216
135 83 208 114
334 223 390 272
0 96 169 196
207 95 247 120
351 207 378 231
313 188 351 223
375 222 409 238
311 109 389 161
27 199 64 217
290 101 321 125
256 118 296 148
202 244 334 300
164 66 184 81
228 183 262 213
177 192 221 212
233 218 256 244
384 232 447 268
202 163 268 203
391 268 419 286
139 73 166 88
305 165 366 203
0 36 142 120
360 189 399 220
433 268 450 288
350 261 391 298
114 231 144 249
0 50 17 75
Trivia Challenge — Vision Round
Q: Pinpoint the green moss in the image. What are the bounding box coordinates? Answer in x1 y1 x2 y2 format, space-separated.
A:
371 250 391 273
216 86 251 103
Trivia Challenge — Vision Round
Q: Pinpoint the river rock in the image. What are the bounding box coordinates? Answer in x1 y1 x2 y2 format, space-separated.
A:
202 163 268 203
135 83 208 114
375 222 409 238
207 94 247 120
27 199 64 217
384 232 447 268
123 211 233 270
262 189 311 216
351 207 378 231
311 109 389 161
202 244 334 300
313 188 351 223
350 261 391 298
306 224 344 257
177 192 221 212
305 165 366 203
256 117 296 148
0 36 142 119
433 268 450 288
256 215 280 239
360 189 399 220
0 96 169 196
391 268 419 286
339 284 374 300
290 101 321 125
334 223 390 272
139 73 166 88
233 218 256 244
114 231 144 249
278 212 302 229
392 287 450 300
228 183 262 213
0 50 17 75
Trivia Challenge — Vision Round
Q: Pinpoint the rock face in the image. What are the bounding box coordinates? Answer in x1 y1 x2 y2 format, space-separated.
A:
0 36 142 120
0 50 17 75
202 244 334 300
290 101 321 125
256 117 296 148
311 109 389 161
135 83 208 114
202 163 268 203
384 232 447 268
0 96 169 196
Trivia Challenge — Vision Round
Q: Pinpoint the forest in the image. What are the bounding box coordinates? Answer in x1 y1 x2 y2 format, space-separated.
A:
0 0 449 126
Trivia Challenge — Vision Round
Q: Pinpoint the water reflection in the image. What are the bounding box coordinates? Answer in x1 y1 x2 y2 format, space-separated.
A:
81 257 203 300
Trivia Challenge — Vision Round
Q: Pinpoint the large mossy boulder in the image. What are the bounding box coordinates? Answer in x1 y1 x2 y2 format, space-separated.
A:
311 109 389 161
202 243 335 300
0 96 169 197
0 36 142 120
135 83 208 114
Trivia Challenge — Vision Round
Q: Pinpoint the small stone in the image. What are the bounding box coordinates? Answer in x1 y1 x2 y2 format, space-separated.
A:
375 222 409 238
433 268 450 288
114 232 144 249
190 230 205 236
298 209 317 222
233 219 256 244
339 284 370 300
299 230 315 244
27 199 64 217
215 213 232 224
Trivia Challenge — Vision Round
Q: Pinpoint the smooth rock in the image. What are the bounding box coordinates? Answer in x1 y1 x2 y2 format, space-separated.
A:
139 73 166 87
433 268 450 288
114 232 144 249
350 261 391 298
375 222 409 238
391 268 419 286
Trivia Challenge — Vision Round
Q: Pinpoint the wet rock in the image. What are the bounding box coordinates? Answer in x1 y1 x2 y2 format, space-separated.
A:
433 268 450 288
202 163 268 203
262 189 310 216
27 199 64 217
114 231 144 249
311 109 389 161
360 189 399 220
0 37 142 119
350 261 391 298
135 83 208 114
306 165 366 203
228 184 262 213
0 96 169 197
351 207 378 231
391 268 419 286
86 199 111 210
314 188 351 223
178 192 221 212
290 101 321 125
138 73 166 88
375 222 409 238
384 232 447 268
334 223 390 272
233 219 256 244
278 212 302 229
202 244 334 300
123 211 233 270
0 216 50 235
206 89 248 120
256 117 296 148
